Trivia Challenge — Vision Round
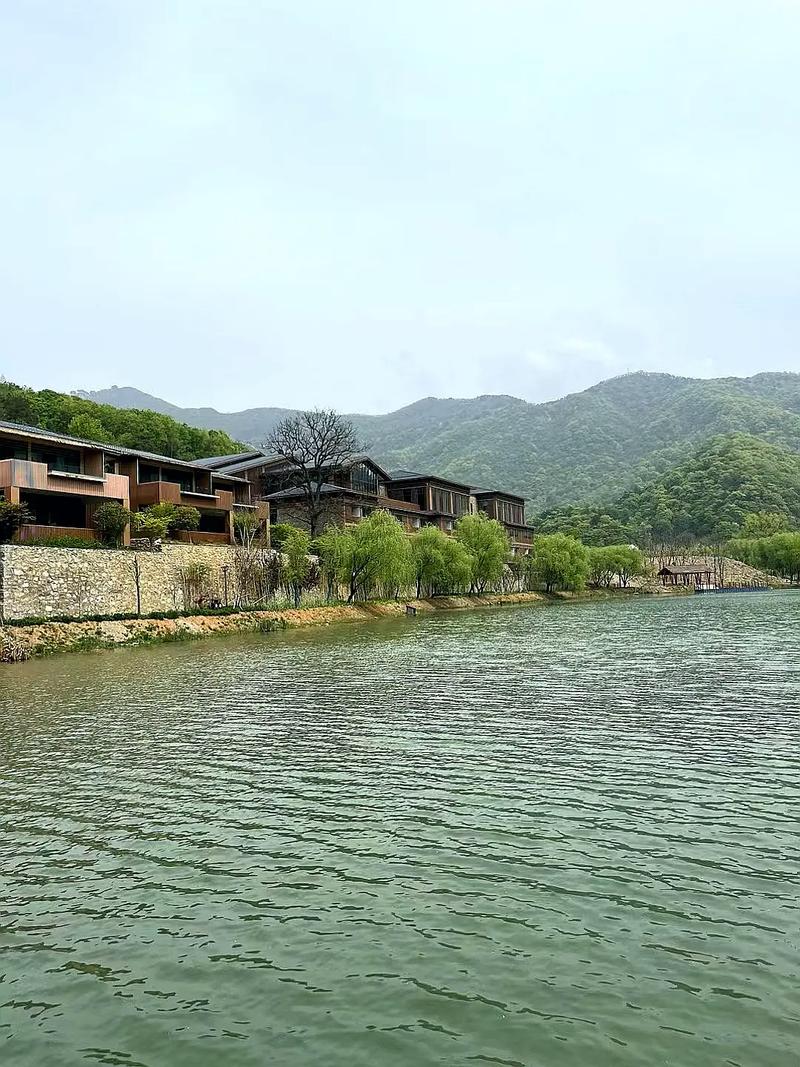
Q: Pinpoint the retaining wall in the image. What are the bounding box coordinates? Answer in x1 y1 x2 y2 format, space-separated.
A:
0 543 242 620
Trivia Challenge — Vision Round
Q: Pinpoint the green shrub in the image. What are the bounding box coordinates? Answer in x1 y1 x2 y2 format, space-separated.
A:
0 500 33 543
21 536 101 549
270 522 298 551
94 501 132 546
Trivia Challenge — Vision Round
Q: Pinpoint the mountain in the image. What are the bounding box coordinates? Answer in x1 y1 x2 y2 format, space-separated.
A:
537 433 800 544
75 386 297 443
79 372 800 512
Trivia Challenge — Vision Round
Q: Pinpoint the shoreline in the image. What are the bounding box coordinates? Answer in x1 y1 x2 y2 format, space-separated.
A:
0 588 692 664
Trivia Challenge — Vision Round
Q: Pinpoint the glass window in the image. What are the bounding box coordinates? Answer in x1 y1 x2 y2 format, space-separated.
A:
0 441 28 461
351 463 378 495
31 447 81 474
139 464 160 483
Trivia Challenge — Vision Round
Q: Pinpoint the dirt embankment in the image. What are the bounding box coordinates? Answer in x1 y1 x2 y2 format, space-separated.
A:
0 592 555 663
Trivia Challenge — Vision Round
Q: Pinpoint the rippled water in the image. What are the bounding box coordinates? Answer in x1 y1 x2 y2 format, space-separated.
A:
1 592 799 1066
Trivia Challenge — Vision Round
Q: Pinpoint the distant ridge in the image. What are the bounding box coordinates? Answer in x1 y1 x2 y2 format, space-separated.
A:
77 371 800 512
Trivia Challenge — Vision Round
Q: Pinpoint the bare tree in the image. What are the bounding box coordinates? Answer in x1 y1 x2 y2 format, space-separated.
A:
264 409 362 537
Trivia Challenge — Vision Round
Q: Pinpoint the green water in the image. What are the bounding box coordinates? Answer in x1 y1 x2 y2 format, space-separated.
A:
1 593 798 1066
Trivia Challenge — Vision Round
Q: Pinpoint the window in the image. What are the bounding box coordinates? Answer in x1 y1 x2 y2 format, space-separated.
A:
30 446 81 474
351 505 364 519
198 510 227 533
411 516 421 528
20 491 87 528
390 485 425 508
178 473 194 494
431 488 451 514
0 441 28 461
351 463 378 495
139 464 160 483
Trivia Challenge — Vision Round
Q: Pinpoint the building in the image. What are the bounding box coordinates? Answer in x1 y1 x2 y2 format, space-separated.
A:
471 488 535 553
657 564 714 588
0 420 259 544
199 450 536 549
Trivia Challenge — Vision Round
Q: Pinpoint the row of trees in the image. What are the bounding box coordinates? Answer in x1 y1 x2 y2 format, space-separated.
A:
726 532 800 585
0 380 243 460
265 512 648 605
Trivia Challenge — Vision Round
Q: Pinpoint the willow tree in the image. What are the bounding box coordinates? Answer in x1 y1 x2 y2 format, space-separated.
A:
323 511 413 602
529 533 589 593
454 512 509 593
411 525 472 597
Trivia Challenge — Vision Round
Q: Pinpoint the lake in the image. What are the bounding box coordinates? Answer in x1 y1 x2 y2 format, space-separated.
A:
1 592 798 1066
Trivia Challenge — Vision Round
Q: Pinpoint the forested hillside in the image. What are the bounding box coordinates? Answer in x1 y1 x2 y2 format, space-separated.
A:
0 381 243 460
537 434 800 544
80 372 800 510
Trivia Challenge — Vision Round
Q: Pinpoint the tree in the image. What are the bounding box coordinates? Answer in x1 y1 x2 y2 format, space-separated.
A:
529 534 589 592
283 527 312 607
454 512 509 593
741 511 792 538
587 544 645 588
264 409 361 537
410 525 473 597
140 503 201 539
0 500 33 543
410 526 448 597
93 501 131 546
324 510 413 602
67 413 112 443
132 510 170 546
270 522 297 552
232 509 272 607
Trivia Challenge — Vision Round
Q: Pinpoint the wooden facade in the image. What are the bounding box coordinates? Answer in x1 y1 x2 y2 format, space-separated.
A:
0 422 256 545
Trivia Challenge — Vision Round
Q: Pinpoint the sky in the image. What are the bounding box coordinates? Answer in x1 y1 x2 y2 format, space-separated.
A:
2 1 800 414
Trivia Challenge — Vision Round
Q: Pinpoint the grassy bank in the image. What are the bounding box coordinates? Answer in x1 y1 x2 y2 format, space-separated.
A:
0 588 690 664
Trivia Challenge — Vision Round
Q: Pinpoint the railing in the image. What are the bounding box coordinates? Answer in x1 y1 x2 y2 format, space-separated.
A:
174 530 230 545
0 460 129 502
133 481 232 511
17 524 98 542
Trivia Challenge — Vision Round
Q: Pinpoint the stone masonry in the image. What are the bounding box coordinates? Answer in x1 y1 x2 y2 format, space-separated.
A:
0 543 242 620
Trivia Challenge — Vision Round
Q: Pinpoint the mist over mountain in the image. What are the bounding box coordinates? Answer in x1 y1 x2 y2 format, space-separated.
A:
78 372 800 513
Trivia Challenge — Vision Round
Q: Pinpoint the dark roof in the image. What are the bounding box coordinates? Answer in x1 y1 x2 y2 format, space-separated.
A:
386 469 473 492
471 486 526 502
266 481 352 501
0 418 249 481
193 451 263 469
657 564 713 575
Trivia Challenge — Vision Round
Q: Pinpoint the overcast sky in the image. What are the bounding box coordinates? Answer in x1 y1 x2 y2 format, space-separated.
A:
2 2 799 414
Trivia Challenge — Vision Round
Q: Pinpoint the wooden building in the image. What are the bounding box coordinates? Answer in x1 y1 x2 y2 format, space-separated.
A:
657 564 714 588
0 420 258 544
471 488 535 553
201 450 537 550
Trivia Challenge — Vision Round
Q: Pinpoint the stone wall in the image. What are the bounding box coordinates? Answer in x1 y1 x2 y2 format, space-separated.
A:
0 543 244 620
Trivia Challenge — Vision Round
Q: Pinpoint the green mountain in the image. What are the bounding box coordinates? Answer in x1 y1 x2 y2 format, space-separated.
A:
538 433 800 544
0 381 243 460
79 372 800 511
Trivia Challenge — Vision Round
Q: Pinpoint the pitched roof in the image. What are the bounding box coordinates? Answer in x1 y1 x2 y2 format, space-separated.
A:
0 418 249 481
193 451 264 469
471 486 526 502
265 481 353 501
657 564 713 575
386 469 473 491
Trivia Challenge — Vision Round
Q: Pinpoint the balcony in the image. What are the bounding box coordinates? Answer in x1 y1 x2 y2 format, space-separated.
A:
133 481 233 511
0 460 130 504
